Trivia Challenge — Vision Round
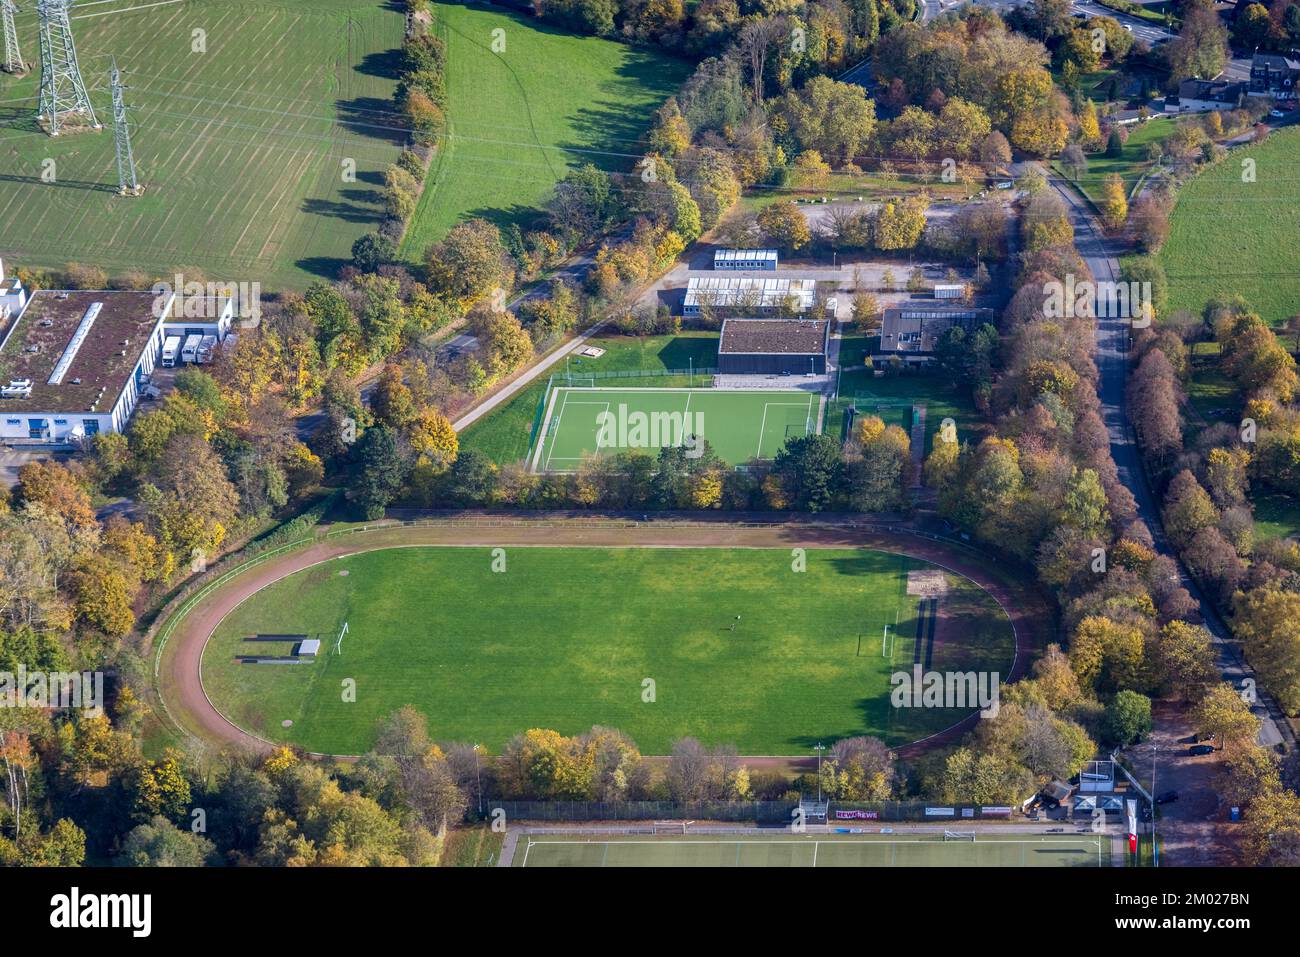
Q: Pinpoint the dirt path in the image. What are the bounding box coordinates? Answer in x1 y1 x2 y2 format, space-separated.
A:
156 517 1052 760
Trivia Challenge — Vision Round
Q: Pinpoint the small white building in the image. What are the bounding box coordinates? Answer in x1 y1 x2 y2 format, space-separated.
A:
0 288 175 444
0 258 28 323
713 248 779 271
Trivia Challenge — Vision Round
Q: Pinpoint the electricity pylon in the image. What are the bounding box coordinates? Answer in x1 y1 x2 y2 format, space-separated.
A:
36 0 99 135
1 0 24 74
110 58 141 195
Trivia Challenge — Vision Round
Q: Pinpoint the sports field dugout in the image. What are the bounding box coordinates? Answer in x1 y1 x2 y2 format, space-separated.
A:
530 387 825 472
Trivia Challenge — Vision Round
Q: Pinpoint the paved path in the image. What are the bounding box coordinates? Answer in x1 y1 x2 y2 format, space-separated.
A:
1051 174 1292 756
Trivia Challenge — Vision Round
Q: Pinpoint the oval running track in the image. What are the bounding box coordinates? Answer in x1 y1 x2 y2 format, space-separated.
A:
155 517 1053 761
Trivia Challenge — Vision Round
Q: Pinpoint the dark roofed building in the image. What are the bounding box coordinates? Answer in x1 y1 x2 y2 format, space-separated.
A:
718 318 828 375
1250 52 1300 97
0 289 173 443
1166 79 1247 113
872 304 994 367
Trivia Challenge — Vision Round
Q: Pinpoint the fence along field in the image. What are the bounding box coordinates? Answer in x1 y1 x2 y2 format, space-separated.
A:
0 0 404 288
515 832 1111 867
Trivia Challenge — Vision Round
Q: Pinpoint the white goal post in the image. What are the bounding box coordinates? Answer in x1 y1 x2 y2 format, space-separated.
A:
334 621 349 655
943 830 976 842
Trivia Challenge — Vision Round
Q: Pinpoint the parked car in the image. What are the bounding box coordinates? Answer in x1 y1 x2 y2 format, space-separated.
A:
1189 744 1215 756
1155 790 1179 804
1270 109 1285 118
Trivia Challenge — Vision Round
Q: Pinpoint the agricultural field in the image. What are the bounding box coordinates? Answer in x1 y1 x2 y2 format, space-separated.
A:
400 3 692 258
201 546 1016 755
457 330 722 464
514 831 1111 867
0 0 405 288
1161 127 1300 326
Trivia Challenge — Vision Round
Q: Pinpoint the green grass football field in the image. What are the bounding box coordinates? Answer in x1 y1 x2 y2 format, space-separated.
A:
1161 127 1300 327
399 3 691 257
201 546 1016 755
514 832 1110 867
0 0 405 288
532 387 824 471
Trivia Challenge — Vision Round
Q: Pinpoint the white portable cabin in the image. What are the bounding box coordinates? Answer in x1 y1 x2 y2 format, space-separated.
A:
713 248 779 271
934 284 965 300
161 334 182 367
180 334 202 364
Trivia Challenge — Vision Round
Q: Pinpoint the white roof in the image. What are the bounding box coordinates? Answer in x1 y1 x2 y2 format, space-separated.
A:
298 639 321 655
684 275 816 311
713 248 778 262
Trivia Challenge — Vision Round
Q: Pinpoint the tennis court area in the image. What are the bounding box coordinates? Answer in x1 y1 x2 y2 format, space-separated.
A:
530 387 824 472
515 831 1112 867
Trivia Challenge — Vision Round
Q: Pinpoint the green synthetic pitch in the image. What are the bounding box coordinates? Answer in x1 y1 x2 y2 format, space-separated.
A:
532 388 824 472
515 832 1110 867
201 546 1016 756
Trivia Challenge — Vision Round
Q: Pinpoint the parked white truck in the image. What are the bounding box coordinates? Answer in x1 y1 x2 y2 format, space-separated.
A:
180 334 202 364
161 334 182 367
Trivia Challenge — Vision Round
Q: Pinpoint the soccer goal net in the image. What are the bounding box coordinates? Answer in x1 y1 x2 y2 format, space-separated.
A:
654 821 693 834
943 830 976 842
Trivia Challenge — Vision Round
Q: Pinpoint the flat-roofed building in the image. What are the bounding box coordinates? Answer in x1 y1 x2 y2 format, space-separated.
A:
0 289 174 444
718 318 829 375
871 304 995 367
683 275 817 317
713 248 779 271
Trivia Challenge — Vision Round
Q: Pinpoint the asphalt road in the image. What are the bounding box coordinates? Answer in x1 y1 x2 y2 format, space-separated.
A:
1050 173 1293 753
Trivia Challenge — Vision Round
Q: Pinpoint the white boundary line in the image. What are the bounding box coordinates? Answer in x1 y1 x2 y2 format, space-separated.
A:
529 386 563 473
542 390 575 472
519 835 1107 868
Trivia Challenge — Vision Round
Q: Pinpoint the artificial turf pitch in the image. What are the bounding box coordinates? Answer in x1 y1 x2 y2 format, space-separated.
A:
515 833 1110 867
531 387 825 471
202 546 1015 755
